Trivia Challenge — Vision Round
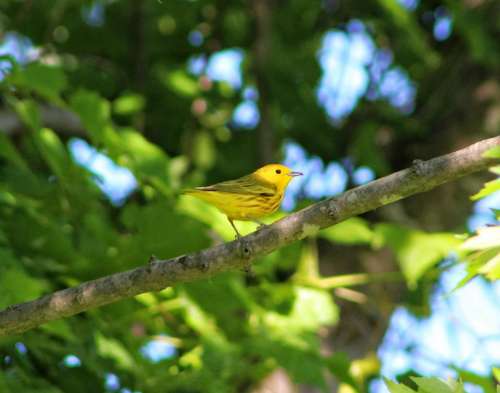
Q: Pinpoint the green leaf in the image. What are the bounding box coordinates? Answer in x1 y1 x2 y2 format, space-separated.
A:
376 0 439 69
122 201 210 259
273 343 327 389
477 249 500 280
0 54 18 71
461 226 500 251
181 294 227 342
374 224 460 287
10 63 67 102
384 377 465 393
72 91 172 193
192 131 216 169
0 249 47 309
490 166 500 176
34 128 72 181
0 371 9 393
411 376 455 393
95 332 135 370
384 378 417 393
295 240 320 280
454 248 500 290
0 133 29 169
111 129 171 194
162 69 199 97
320 217 373 245
178 194 268 239
448 1 500 67
70 90 111 141
471 179 500 200
113 93 145 115
327 352 358 388
13 99 41 131
289 286 338 330
483 146 500 158
455 368 496 393
39 320 78 342
471 147 500 199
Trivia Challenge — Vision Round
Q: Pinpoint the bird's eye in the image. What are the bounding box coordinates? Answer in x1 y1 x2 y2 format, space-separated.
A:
275 169 282 174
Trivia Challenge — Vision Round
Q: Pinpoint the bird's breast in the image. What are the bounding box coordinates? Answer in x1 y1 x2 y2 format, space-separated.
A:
223 192 282 220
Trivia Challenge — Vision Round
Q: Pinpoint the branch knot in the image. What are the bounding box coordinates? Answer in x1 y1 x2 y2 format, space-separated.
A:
238 239 253 260
411 159 427 177
327 200 339 220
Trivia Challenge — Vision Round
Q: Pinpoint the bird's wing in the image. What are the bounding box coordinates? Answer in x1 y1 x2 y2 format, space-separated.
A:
195 175 276 196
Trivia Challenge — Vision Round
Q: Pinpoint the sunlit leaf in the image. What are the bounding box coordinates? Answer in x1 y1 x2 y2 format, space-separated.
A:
384 377 465 393
455 368 497 393
411 376 457 393
95 332 135 370
162 69 199 97
320 217 373 245
374 224 460 287
471 179 500 200
461 226 500 251
294 240 319 279
113 93 145 115
384 378 416 393
289 286 338 330
483 146 500 158
493 367 500 382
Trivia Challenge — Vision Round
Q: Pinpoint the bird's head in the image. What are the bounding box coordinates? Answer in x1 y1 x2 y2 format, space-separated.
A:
253 164 303 191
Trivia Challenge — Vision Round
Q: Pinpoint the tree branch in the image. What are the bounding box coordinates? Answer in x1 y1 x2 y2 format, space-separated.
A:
0 136 498 336
0 106 85 136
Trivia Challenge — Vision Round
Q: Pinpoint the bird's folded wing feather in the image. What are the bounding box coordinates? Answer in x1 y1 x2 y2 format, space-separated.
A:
195 175 276 196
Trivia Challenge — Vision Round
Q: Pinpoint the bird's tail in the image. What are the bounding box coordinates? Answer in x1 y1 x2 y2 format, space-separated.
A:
181 187 209 195
182 186 216 194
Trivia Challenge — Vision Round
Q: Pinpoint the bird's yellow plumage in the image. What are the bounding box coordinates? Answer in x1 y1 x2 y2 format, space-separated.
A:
184 164 302 238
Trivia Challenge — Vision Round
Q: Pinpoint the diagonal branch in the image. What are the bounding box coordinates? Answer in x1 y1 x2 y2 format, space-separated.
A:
0 106 85 136
0 136 499 336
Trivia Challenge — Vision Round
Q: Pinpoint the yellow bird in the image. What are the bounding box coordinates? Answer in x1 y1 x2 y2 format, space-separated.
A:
184 164 303 238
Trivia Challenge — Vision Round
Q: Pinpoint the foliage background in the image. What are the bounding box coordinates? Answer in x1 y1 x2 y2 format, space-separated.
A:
0 0 499 392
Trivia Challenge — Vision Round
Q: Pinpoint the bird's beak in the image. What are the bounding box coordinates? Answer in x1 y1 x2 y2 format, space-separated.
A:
288 171 303 177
